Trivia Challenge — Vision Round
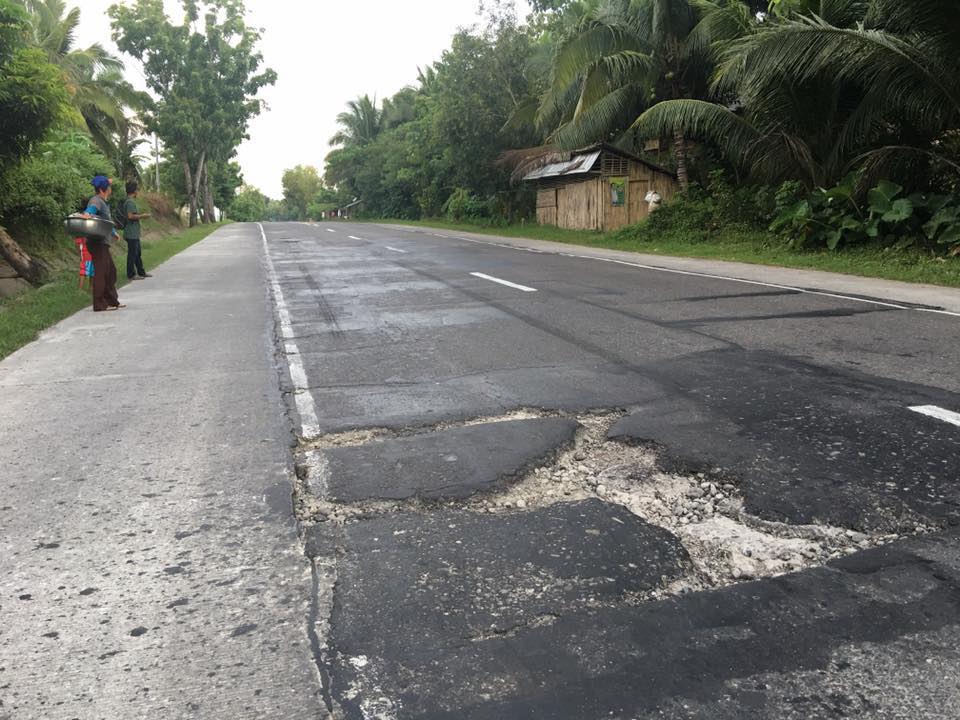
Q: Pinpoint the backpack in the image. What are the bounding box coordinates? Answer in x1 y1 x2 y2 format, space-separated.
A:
113 200 127 230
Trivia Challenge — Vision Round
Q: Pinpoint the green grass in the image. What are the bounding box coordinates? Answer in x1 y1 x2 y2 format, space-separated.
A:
0 222 225 360
375 218 960 288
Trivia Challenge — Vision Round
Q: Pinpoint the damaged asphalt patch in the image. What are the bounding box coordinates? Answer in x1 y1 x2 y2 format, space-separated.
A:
320 531 960 719
608 350 960 532
263 224 960 718
294 409 952 718
318 417 578 502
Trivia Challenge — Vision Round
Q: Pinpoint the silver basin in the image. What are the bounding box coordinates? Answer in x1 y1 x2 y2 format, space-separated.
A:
64 214 114 239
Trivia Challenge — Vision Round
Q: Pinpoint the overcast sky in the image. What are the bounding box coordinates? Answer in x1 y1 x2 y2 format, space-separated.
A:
78 1 529 198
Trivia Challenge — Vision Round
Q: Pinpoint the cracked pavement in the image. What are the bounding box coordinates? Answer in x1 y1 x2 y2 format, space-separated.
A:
2 221 959 719
269 221 960 719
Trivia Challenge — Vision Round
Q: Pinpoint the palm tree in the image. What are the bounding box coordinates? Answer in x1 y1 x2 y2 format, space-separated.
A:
14 0 137 160
634 0 960 189
329 95 382 147
538 0 744 189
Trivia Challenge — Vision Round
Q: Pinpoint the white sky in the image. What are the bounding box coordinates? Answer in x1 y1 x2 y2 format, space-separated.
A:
78 1 529 198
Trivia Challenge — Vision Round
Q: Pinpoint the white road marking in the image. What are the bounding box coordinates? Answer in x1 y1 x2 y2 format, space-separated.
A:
909 405 960 427
386 225 958 317
326 228 336 233
259 223 321 439
470 272 537 293
348 235 362 240
385 246 407 253
604 259 910 309
447 233 921 311
917 308 960 318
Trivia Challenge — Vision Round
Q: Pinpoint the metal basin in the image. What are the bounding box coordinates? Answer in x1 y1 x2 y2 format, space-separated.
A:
64 214 114 239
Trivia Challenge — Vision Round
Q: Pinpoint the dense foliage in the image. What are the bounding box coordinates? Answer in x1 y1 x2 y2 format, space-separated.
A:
0 0 266 287
323 0 960 256
0 131 112 239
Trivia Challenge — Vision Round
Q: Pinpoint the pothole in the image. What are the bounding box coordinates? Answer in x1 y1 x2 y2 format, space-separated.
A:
294 410 939 599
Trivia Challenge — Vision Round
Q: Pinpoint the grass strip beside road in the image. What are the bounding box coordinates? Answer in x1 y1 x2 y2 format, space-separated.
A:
374 218 960 289
0 222 225 361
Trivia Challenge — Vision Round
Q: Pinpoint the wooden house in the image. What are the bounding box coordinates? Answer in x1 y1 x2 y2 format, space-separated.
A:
523 143 678 232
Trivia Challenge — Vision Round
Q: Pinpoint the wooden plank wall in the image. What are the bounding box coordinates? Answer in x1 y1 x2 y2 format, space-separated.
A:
537 160 678 231
536 188 557 227
555 178 601 231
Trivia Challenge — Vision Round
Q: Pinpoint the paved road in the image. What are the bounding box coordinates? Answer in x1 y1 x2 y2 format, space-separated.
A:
263 221 960 719
2 220 959 719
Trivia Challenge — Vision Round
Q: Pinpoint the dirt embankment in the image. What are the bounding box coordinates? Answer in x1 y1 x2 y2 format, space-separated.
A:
0 193 184 298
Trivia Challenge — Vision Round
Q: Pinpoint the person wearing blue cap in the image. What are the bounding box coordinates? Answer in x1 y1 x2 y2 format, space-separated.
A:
83 175 125 312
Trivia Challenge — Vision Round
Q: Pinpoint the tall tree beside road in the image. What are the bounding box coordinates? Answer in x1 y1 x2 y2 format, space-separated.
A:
110 0 275 226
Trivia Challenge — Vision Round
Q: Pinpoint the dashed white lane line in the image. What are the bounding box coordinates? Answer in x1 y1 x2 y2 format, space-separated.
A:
442 232 930 312
385 246 407 253
348 235 362 240
909 405 960 428
326 228 336 233
469 272 537 293
259 223 321 439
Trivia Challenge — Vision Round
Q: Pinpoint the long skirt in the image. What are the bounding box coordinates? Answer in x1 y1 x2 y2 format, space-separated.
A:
88 241 119 311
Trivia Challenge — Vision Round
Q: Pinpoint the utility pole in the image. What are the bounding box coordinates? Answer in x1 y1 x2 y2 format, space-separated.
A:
154 134 161 192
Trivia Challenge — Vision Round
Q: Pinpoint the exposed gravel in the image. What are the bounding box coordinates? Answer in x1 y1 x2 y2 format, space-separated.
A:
296 410 936 598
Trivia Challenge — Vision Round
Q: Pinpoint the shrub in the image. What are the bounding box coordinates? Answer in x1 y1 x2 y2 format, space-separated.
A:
770 175 960 254
0 131 113 245
442 188 491 222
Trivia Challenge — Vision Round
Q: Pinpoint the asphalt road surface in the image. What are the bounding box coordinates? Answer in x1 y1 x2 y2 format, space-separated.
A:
2 221 959 719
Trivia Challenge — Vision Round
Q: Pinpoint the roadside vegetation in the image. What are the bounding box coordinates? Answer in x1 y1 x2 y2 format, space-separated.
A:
0 0 270 319
261 0 959 280
0 221 223 360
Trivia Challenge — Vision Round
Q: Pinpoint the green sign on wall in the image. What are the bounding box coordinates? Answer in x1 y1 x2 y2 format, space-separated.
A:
610 177 626 206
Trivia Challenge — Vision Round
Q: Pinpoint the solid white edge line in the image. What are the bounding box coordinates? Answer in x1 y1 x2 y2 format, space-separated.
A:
909 405 960 428
470 272 537 293
259 223 321 439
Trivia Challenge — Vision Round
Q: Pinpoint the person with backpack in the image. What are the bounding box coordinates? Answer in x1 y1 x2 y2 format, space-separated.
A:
121 180 152 280
82 175 125 312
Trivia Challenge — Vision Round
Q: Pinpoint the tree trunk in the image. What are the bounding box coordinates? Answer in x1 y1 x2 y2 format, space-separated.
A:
192 151 206 226
0 225 45 286
182 157 197 227
673 128 689 192
203 163 216 223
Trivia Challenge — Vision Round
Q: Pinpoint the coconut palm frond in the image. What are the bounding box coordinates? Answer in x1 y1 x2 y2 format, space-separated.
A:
685 0 755 62
553 84 642 149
